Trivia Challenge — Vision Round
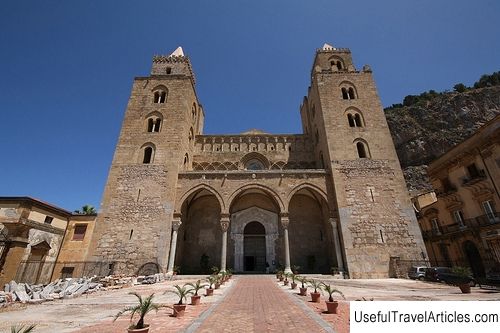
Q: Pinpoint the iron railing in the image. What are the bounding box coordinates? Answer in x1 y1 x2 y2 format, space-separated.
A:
422 212 500 240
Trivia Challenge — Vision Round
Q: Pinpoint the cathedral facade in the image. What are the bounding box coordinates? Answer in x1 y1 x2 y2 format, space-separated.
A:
87 44 426 278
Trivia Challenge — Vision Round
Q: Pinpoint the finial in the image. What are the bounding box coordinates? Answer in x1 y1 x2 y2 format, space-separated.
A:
170 46 185 57
322 43 335 51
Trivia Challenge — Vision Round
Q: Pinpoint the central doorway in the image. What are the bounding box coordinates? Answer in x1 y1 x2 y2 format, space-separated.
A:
244 221 266 272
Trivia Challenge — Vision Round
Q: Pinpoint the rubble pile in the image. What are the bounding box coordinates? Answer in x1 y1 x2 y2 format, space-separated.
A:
0 273 167 305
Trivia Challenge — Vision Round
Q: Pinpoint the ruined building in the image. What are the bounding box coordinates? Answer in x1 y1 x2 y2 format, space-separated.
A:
87 44 426 278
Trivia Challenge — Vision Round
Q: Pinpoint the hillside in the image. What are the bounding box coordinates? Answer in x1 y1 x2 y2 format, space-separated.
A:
384 75 500 195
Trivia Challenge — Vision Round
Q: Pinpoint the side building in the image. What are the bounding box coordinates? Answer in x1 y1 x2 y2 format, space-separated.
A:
0 197 98 285
419 115 500 277
87 43 426 278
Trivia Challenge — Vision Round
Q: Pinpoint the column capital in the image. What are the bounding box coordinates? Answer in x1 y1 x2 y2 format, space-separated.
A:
280 212 290 229
220 214 230 232
329 217 338 226
172 219 182 231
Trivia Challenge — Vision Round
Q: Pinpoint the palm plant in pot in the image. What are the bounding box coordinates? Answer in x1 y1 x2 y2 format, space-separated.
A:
164 284 193 317
308 279 322 303
214 274 222 289
296 276 308 296
276 270 284 281
114 292 164 333
451 266 473 294
321 283 345 314
283 272 290 286
290 273 298 289
206 275 217 296
186 279 207 305
10 324 37 333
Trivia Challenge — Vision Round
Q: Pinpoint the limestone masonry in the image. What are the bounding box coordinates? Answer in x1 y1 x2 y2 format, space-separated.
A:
88 44 427 278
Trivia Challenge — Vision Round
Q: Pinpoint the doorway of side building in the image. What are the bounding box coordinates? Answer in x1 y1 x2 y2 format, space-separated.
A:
463 240 485 278
244 221 266 272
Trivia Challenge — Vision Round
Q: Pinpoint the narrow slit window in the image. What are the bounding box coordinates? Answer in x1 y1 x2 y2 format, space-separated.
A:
354 114 362 127
348 87 356 99
143 147 153 164
342 88 349 99
348 114 355 127
357 142 367 158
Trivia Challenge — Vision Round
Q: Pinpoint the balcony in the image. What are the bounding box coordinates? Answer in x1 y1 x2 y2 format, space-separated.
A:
436 185 457 198
421 212 499 240
462 169 487 187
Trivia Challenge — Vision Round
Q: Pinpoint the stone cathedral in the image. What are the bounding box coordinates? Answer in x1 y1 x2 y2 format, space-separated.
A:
87 44 427 278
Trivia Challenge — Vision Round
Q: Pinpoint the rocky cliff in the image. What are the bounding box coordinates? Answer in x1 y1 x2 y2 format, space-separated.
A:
385 86 500 194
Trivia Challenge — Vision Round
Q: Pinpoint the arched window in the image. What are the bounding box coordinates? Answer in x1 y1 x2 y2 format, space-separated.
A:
246 159 265 170
347 114 355 127
143 146 154 164
336 61 343 70
145 112 163 133
192 103 197 119
153 86 167 104
340 82 357 100
147 118 161 132
356 141 370 159
189 127 194 143
183 153 189 167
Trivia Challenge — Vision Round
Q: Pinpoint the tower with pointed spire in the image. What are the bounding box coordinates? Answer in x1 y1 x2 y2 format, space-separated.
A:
87 47 203 273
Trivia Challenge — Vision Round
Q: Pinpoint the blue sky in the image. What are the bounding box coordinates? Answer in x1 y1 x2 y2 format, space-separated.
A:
0 0 499 211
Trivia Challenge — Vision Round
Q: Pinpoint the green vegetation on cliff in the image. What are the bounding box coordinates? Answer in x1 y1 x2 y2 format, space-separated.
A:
384 71 500 194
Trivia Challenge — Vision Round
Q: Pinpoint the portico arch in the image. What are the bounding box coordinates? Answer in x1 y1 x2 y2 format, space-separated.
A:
288 187 340 273
228 184 285 214
174 187 222 274
175 183 225 214
286 183 330 212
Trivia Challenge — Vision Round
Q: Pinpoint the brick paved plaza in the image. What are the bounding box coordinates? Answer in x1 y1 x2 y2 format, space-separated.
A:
0 275 499 332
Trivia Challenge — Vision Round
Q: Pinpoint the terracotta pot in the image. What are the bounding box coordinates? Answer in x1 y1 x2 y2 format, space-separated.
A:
191 295 201 305
215 283 220 289
299 287 308 296
173 304 186 317
206 288 214 296
310 292 321 303
291 282 297 289
325 300 339 314
459 284 471 294
283 280 289 286
127 324 150 333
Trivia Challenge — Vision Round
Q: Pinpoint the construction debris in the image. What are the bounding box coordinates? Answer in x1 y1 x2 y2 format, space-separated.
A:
1 273 167 306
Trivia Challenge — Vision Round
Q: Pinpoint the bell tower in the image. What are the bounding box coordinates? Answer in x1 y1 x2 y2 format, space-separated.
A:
87 47 203 275
301 43 427 278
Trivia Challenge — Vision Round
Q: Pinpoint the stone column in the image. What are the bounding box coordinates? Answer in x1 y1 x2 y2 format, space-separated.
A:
280 213 292 274
220 215 230 272
166 217 182 276
329 217 345 271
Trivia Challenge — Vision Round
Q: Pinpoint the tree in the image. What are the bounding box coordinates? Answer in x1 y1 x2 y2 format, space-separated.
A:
453 83 467 93
74 204 96 215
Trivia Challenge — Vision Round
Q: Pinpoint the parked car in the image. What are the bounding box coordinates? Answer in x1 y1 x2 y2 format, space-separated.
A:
408 266 427 280
425 267 476 286
479 267 500 291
